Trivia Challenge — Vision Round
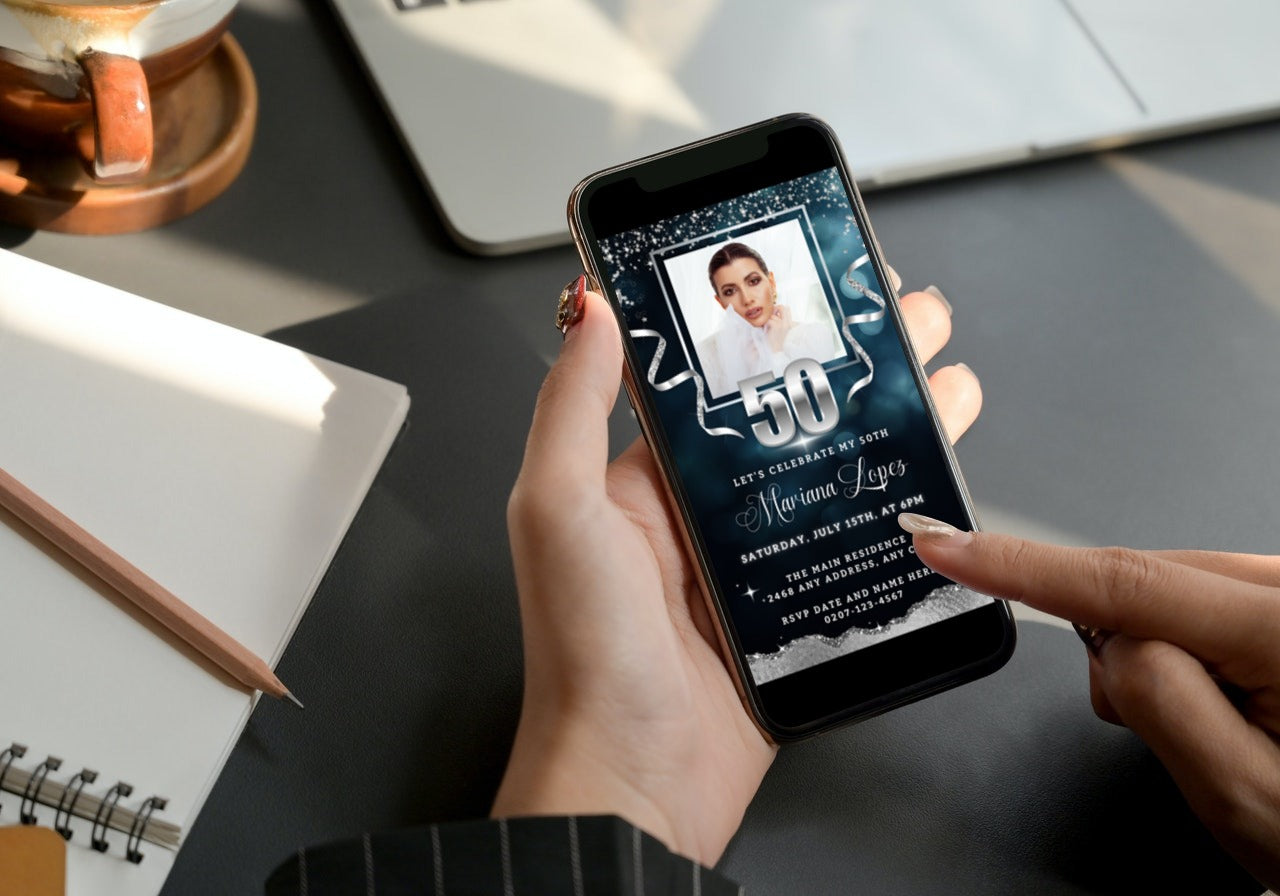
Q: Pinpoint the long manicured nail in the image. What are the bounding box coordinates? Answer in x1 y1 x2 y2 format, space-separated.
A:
897 512 973 545
555 274 587 336
924 285 953 316
1073 623 1112 658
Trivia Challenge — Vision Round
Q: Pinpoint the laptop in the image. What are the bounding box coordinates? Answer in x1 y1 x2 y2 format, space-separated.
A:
327 0 1280 255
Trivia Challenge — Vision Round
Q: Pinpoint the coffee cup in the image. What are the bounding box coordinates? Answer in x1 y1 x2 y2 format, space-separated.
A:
0 0 237 184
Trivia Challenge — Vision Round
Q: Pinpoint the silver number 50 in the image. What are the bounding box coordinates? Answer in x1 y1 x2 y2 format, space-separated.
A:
739 359 839 448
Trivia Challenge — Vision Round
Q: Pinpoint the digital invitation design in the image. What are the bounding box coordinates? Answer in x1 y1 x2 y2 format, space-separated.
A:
599 167 990 686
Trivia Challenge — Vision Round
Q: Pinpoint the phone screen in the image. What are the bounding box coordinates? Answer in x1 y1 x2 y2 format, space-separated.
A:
575 118 1011 735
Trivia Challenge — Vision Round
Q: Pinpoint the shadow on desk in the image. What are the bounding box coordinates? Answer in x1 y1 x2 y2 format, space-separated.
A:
161 288 1260 896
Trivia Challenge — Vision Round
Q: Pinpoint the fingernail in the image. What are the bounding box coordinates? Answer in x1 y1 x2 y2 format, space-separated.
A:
897 513 973 545
924 285 953 316
1073 623 1112 658
955 361 976 377
555 274 587 336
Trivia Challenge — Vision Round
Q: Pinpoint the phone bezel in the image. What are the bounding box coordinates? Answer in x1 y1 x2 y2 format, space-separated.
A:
569 114 1015 741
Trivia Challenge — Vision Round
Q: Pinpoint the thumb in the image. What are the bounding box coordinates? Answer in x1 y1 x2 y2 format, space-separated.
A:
517 285 622 501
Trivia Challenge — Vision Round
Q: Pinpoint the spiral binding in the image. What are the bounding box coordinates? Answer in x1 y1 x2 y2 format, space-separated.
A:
0 742 181 863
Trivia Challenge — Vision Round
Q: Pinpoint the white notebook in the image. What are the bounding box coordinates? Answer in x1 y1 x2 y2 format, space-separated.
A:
0 249 410 896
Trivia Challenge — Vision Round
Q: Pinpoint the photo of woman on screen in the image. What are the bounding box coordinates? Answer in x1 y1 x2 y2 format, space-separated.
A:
698 241 840 398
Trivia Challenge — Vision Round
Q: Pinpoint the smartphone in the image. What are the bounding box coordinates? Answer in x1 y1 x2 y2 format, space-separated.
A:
568 114 1015 741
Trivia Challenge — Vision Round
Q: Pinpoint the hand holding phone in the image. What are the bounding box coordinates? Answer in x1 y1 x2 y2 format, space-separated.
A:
496 277 981 864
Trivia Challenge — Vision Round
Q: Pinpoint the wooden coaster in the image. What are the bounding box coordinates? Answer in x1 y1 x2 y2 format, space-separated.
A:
0 34 257 234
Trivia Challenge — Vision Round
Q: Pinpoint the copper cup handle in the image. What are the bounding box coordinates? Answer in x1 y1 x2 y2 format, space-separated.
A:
79 49 153 184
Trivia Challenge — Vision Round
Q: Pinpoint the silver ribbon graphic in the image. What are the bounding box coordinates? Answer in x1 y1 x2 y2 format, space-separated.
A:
631 328 745 439
838 253 886 401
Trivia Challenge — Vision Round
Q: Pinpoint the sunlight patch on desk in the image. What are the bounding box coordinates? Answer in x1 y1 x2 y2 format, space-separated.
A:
1101 153 1280 320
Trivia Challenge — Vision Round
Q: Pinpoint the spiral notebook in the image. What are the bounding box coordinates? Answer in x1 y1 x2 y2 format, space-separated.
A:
0 249 410 896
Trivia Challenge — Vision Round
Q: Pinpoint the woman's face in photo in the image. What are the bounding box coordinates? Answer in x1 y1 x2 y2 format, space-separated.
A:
712 257 776 327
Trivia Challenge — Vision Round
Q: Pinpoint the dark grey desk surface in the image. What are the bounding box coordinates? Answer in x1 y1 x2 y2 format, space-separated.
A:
7 2 1280 893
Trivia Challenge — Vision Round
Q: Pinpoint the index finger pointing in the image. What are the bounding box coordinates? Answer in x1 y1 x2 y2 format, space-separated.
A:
909 526 1278 666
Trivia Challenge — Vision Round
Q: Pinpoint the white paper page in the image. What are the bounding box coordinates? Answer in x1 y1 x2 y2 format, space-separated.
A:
0 249 409 896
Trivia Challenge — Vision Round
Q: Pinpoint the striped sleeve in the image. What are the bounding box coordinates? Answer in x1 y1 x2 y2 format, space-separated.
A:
265 815 743 896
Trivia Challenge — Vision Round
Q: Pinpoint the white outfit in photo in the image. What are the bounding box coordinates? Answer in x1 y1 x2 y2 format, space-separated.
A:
698 304 838 398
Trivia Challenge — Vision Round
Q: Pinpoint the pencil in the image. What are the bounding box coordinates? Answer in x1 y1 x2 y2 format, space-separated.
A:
0 465 302 708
